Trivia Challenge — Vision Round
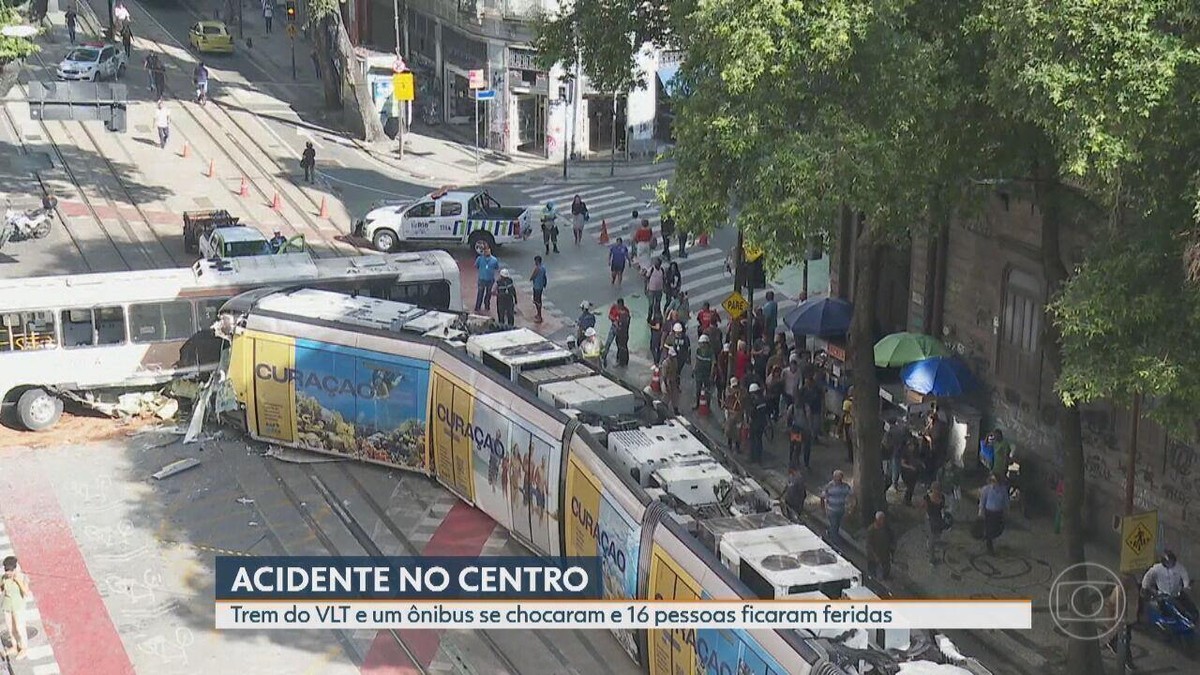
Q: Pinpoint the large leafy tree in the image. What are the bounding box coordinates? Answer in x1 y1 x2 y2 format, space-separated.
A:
665 0 997 527
534 1 668 175
978 1 1200 671
0 7 39 66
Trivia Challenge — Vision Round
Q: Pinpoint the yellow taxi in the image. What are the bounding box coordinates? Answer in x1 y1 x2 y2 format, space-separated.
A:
188 21 234 54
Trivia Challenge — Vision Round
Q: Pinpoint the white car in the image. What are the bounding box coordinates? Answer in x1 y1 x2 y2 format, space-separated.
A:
354 188 530 253
199 226 273 259
56 43 127 82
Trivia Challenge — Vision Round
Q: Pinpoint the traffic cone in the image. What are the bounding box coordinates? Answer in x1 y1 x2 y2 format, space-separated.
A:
697 387 710 418
270 193 281 211
238 176 249 197
650 366 661 394
598 219 610 244
181 142 190 158
698 233 710 247
205 159 215 178
318 196 329 218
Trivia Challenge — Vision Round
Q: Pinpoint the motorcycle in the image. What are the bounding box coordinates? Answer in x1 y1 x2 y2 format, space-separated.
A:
2 196 57 248
1145 592 1197 656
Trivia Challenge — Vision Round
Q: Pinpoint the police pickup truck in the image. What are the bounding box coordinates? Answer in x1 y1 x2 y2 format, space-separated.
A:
354 187 529 253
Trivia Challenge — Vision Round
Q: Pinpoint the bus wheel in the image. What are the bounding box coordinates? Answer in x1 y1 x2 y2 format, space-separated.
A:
373 228 399 253
469 231 495 255
17 388 63 431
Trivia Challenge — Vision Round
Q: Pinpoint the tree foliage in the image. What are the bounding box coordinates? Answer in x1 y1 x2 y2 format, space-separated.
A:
533 0 666 96
0 7 40 65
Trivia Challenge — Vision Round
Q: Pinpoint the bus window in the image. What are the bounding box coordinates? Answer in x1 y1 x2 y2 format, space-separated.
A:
196 298 232 327
62 307 126 348
391 280 451 309
0 311 58 352
130 301 195 343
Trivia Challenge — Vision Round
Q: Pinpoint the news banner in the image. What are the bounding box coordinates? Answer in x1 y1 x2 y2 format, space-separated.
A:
214 557 1031 631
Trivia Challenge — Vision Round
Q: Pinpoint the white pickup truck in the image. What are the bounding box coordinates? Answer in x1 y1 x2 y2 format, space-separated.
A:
354 188 529 253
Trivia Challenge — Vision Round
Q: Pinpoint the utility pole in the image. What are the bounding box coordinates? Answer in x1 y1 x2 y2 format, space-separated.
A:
474 93 480 175
609 93 617 177
286 0 297 80
562 81 570 179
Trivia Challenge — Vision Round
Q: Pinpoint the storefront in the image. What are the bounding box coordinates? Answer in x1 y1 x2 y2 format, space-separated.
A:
507 48 549 156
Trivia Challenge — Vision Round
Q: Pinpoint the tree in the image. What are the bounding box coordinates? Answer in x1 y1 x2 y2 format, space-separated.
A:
978 1 1200 671
664 0 998 527
0 7 40 67
306 0 343 109
534 1 666 176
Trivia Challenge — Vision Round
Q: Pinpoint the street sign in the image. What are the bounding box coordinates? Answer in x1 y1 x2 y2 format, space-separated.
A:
743 243 763 262
1120 511 1158 573
475 89 496 101
722 291 749 319
286 24 297 38
393 72 415 102
468 69 486 89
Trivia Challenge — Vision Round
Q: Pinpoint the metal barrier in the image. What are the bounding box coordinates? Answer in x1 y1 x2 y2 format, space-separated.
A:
26 81 128 132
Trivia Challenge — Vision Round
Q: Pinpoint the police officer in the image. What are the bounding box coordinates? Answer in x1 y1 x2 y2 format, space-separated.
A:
494 269 517 328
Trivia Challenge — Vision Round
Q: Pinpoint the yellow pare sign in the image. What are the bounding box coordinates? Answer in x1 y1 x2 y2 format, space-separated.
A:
722 291 748 319
393 72 415 102
1120 510 1158 573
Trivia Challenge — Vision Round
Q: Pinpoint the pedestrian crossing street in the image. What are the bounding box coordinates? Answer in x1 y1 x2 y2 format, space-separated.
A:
0 522 62 675
518 183 806 319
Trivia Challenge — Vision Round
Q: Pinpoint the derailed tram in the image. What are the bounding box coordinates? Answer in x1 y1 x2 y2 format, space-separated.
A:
215 287 987 675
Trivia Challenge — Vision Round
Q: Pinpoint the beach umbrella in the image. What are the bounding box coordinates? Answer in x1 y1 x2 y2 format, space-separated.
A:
901 356 976 397
782 296 854 337
873 331 950 368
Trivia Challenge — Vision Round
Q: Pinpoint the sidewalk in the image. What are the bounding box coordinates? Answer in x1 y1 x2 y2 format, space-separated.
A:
598 353 1188 675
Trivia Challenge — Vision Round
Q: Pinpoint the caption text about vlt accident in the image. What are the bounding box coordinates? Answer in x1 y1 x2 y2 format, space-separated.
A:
215 600 1032 630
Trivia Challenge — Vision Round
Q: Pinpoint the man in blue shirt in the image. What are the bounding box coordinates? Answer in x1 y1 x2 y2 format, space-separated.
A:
608 237 629 285
474 245 499 311
529 256 548 323
821 470 853 546
978 473 1009 554
762 290 779 342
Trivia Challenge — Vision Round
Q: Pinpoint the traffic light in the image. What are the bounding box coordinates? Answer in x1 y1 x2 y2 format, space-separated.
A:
285 0 297 21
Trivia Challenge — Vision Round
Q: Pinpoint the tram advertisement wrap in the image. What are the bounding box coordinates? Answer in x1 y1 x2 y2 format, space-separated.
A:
564 455 641 659
431 366 560 554
647 546 786 675
244 333 431 472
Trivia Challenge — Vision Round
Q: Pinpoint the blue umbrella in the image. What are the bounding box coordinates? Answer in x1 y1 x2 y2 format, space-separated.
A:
782 296 854 337
901 356 976 397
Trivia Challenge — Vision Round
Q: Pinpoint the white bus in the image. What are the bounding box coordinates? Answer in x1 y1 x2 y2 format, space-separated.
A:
0 251 462 431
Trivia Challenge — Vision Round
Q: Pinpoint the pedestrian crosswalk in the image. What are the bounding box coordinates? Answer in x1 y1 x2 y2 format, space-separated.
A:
0 522 62 675
517 183 809 326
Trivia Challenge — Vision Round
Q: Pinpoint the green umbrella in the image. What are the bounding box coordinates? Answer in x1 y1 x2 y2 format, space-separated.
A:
873 332 951 367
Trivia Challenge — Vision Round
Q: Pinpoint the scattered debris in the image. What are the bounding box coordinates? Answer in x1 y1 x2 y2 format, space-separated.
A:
236 497 255 505
76 390 181 421
248 521 259 527
183 373 220 444
151 457 202 480
165 378 203 400
263 445 346 464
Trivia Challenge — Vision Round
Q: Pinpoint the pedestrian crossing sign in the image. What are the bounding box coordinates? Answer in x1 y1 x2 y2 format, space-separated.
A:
286 24 297 38
722 291 748 319
393 72 415 102
1120 511 1157 573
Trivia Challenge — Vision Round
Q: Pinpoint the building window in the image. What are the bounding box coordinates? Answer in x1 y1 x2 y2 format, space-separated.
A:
997 267 1042 391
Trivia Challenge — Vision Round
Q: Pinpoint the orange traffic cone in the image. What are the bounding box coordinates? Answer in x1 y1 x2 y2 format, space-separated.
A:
698 233 710 247
598 219 610 244
318 196 329 218
697 386 710 417
205 159 215 178
650 366 661 394
181 142 190 158
270 193 281 211
238 177 249 197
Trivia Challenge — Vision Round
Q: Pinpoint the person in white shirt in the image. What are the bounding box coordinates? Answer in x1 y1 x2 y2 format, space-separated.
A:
153 101 170 149
1142 550 1196 621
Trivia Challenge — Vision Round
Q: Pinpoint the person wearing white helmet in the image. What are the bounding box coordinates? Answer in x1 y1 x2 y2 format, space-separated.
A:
747 381 770 462
576 301 596 346
692 333 714 409
494 268 517 328
580 325 602 367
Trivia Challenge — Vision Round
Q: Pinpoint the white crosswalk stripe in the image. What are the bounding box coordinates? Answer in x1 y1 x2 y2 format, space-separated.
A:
0 522 65 674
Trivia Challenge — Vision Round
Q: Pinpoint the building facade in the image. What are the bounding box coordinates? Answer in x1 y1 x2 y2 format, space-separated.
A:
830 191 1200 552
347 0 675 158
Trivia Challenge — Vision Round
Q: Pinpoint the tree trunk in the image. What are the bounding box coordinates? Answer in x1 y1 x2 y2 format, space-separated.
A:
313 16 342 109
610 93 618 177
848 218 887 527
1035 175 1104 675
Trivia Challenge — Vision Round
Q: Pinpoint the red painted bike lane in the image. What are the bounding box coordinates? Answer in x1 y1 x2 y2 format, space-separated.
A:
360 502 498 674
0 452 136 675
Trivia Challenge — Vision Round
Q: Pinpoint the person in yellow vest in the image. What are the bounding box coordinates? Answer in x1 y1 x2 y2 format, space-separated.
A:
581 327 602 369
